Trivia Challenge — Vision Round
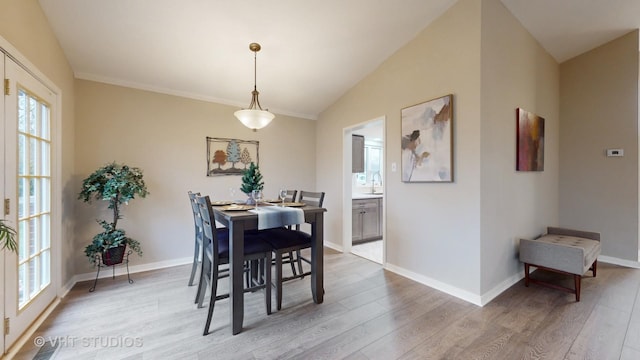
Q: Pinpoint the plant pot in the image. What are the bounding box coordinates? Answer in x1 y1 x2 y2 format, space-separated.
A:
244 193 255 205
102 244 126 266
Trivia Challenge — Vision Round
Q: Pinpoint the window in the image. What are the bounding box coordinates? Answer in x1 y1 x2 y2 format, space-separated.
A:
356 139 383 186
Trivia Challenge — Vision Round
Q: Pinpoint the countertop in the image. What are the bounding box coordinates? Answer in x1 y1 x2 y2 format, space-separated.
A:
352 193 383 200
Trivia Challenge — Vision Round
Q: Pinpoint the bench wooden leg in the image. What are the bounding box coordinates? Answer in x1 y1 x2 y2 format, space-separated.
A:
524 263 530 287
592 260 597 277
574 274 581 302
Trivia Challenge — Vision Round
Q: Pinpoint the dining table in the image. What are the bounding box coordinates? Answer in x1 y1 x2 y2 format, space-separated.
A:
211 202 326 335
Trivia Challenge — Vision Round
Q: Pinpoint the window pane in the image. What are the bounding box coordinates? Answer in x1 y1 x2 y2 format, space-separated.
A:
18 133 26 175
19 263 27 306
41 141 50 176
29 137 38 175
29 178 37 215
29 217 37 256
18 177 27 218
41 250 50 286
18 220 28 262
41 104 50 140
41 178 50 213
29 96 37 135
18 90 26 132
41 214 50 250
29 257 38 297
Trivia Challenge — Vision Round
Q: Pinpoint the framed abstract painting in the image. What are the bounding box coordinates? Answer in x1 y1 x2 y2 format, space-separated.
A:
401 94 453 182
516 108 544 171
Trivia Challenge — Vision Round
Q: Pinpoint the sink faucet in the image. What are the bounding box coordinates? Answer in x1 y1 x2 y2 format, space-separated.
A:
371 171 382 193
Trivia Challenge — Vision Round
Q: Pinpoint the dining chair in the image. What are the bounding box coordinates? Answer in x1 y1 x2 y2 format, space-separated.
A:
187 191 203 287
195 195 272 335
188 191 236 294
262 190 325 310
278 190 298 276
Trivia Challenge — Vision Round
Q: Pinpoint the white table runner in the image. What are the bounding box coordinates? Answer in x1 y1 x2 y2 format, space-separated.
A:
249 206 304 230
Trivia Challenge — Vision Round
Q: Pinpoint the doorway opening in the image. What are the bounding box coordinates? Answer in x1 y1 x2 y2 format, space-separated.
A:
342 117 385 265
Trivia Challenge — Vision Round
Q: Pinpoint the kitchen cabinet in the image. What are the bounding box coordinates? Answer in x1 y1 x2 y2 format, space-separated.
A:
352 197 382 244
352 134 364 173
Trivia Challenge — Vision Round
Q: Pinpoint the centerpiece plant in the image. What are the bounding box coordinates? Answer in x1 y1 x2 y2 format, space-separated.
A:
240 162 264 204
78 162 149 265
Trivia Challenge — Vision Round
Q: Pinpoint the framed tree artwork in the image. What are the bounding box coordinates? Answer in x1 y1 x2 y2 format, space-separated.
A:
401 94 454 182
206 137 259 176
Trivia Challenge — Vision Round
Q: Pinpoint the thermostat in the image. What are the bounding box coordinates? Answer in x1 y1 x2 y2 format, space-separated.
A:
606 149 624 157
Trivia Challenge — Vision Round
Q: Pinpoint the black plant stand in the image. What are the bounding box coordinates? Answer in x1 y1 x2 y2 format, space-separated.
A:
89 249 134 292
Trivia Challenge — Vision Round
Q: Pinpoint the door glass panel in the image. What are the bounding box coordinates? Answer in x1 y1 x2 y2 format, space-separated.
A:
18 133 26 175
16 88 52 309
41 103 50 140
41 142 50 176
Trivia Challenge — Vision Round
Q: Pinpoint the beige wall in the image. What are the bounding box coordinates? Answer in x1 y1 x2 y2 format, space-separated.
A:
317 0 483 295
560 30 640 260
317 0 564 299
0 0 76 287
479 0 560 293
74 80 316 274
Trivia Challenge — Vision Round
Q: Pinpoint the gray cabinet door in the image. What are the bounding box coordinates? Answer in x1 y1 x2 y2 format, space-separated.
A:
361 199 380 240
352 205 363 241
352 134 364 173
352 198 381 243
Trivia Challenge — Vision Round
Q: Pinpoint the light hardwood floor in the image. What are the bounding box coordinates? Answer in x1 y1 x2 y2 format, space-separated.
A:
13 248 640 359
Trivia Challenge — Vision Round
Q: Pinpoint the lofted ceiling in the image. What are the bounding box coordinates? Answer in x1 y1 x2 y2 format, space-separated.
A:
38 0 640 120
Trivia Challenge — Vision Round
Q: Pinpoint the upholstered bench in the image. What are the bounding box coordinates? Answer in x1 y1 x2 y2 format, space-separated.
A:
519 226 601 301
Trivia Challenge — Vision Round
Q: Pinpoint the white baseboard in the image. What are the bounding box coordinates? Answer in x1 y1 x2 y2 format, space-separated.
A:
72 256 193 284
383 262 483 306
598 255 640 269
479 271 525 306
323 241 343 253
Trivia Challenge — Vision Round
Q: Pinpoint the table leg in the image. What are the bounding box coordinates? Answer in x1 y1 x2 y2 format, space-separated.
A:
311 212 324 304
229 221 245 335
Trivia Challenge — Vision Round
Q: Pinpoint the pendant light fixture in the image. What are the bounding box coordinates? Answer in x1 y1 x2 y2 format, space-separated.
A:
234 42 275 131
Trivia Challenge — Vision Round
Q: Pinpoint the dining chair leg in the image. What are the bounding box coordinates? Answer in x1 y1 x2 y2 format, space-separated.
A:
295 249 304 278
188 239 201 286
287 251 298 277
265 253 272 315
203 258 219 336
196 254 209 308
275 251 283 311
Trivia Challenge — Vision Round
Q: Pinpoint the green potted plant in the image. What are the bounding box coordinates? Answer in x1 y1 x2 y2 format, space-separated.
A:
78 162 149 265
0 219 17 253
240 162 264 204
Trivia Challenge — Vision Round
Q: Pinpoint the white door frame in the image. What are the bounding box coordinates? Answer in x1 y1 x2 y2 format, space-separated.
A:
1 36 63 355
342 116 386 264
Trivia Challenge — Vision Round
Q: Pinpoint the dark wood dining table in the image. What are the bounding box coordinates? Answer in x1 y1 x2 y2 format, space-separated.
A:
212 204 326 335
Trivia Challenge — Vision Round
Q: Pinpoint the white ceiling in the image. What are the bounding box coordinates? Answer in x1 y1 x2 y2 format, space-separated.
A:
38 0 640 120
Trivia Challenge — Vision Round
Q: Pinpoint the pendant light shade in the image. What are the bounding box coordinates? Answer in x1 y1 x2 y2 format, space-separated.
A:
234 43 274 131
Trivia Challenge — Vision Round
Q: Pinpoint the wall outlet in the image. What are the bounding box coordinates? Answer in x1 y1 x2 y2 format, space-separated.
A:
606 148 624 157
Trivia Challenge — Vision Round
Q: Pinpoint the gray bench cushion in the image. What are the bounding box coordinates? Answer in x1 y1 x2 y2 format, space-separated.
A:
520 234 601 275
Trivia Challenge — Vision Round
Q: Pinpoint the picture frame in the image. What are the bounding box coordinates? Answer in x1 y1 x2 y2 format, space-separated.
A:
206 137 259 176
401 94 453 182
516 108 544 171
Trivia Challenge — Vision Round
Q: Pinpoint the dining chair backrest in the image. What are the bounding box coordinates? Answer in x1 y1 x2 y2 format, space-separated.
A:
285 190 297 203
196 195 220 258
188 191 205 242
298 191 325 207
188 191 201 224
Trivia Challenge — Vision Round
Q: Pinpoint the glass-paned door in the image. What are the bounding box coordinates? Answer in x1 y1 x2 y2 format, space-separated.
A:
4 57 57 351
16 85 52 307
